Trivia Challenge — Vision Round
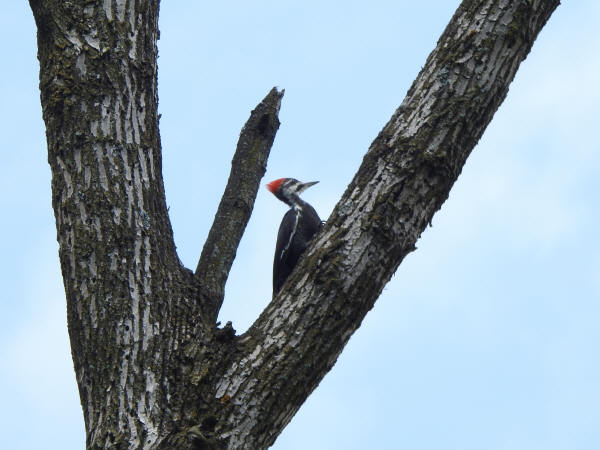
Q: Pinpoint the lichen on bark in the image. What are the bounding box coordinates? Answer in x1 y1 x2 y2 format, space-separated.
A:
28 0 560 448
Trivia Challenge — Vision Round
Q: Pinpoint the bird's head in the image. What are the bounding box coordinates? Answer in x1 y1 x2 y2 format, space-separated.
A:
267 178 318 206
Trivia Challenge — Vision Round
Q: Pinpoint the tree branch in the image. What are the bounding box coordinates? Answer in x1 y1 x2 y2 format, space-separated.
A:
28 0 562 447
212 0 561 447
195 87 284 319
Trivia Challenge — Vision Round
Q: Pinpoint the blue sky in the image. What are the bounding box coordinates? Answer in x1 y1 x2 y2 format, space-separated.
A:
1 1 599 449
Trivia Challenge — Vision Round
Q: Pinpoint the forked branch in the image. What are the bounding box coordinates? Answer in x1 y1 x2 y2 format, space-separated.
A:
195 88 285 319
212 1 561 448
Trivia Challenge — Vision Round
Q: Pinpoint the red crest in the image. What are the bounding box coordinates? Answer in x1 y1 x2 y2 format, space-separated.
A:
266 178 286 193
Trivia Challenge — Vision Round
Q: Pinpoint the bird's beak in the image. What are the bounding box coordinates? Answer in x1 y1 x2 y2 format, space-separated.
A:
299 181 319 192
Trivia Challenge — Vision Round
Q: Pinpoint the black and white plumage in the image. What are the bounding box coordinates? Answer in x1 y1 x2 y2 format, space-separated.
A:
267 178 322 295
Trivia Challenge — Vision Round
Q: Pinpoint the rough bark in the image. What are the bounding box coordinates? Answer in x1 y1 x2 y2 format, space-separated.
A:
28 0 560 449
196 88 285 322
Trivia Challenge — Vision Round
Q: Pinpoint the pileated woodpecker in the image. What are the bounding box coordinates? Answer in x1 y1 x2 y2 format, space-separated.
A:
267 178 322 294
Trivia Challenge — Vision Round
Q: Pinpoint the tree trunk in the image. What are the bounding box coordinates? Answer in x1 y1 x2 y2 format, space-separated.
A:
28 0 560 448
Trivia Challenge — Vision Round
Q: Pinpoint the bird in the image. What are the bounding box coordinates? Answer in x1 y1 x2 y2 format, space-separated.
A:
266 177 322 295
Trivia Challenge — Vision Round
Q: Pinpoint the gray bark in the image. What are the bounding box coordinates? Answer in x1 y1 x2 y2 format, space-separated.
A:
28 0 560 448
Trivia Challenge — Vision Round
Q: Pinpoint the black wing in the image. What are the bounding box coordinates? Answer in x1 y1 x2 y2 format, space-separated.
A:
272 204 322 294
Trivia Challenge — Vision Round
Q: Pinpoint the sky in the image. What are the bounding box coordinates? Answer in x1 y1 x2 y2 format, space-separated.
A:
1 1 599 449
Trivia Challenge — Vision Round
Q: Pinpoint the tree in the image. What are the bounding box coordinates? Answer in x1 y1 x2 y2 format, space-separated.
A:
28 0 560 448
